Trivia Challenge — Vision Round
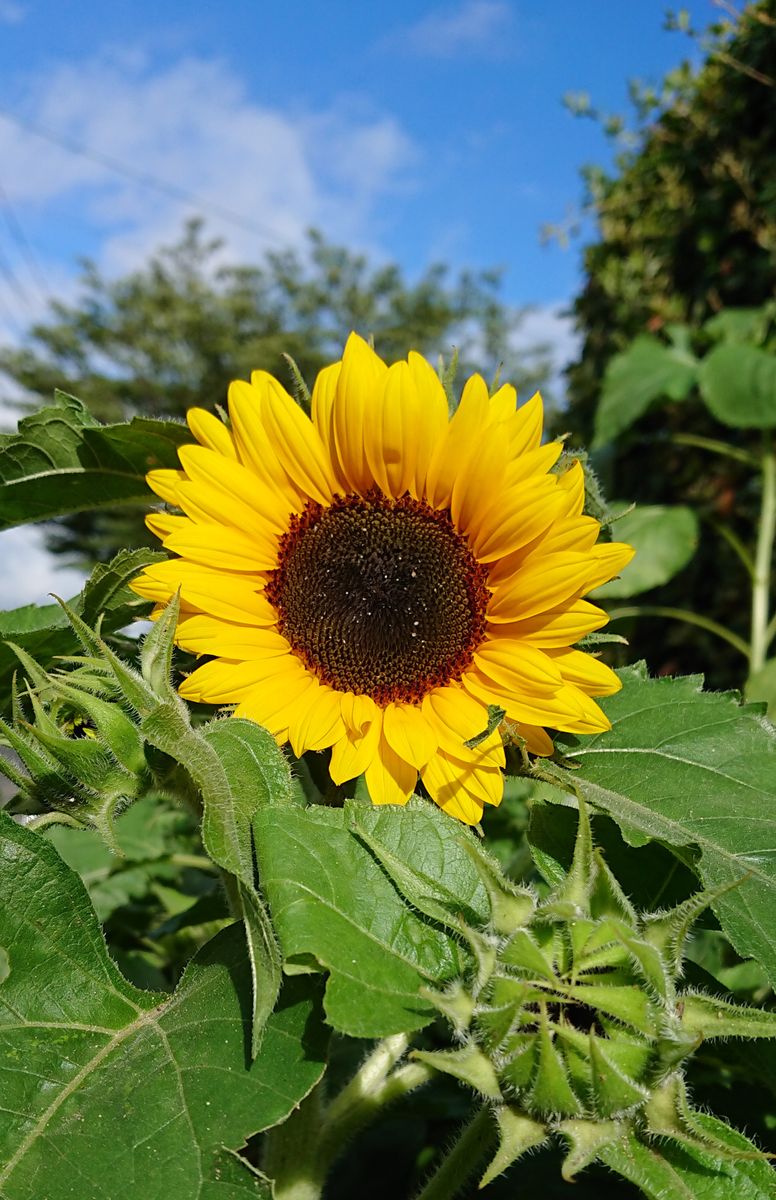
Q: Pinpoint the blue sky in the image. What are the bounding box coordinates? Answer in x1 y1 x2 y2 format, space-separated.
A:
0 0 722 604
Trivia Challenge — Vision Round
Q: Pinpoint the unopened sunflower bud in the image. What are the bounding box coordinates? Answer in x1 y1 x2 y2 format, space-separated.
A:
412 798 776 1188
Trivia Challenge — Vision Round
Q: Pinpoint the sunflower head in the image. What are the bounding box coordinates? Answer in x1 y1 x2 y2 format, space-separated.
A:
131 334 633 824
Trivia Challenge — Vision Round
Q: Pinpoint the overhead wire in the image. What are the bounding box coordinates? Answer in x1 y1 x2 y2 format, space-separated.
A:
0 103 291 244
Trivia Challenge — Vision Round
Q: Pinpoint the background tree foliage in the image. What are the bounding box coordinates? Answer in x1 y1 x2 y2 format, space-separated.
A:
0 223 549 564
557 0 776 689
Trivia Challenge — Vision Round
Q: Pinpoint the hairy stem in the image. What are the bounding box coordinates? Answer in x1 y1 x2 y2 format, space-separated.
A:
414 1106 495 1200
750 444 776 675
262 1034 432 1199
263 1087 327 1200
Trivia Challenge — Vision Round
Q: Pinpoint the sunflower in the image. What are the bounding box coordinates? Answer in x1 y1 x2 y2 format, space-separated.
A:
131 334 633 824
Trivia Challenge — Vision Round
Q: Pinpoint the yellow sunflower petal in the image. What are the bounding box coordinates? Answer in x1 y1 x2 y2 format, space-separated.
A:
505 392 543 456
146 512 187 539
333 332 389 492
187 408 237 458
382 702 438 769
365 360 424 499
180 656 299 703
499 599 609 647
473 641 564 696
162 522 277 572
329 708 382 784
512 722 555 756
288 682 346 756
254 371 336 505
424 374 490 508
233 667 317 741
147 468 186 505
421 686 492 756
488 383 517 423
487 553 594 623
364 733 418 806
175 614 289 659
406 351 449 498
178 444 290 532
585 542 637 591
473 482 566 561
227 378 303 507
132 560 274 625
548 648 622 696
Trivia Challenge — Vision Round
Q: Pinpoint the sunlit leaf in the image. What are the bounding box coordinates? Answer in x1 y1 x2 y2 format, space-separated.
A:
0 812 327 1200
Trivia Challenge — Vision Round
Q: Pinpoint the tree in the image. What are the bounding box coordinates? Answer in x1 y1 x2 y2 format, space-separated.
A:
1 223 550 564
557 1 776 689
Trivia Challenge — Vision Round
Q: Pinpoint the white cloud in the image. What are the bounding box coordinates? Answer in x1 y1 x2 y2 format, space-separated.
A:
0 52 417 279
394 0 513 59
0 525 86 609
512 303 579 406
0 1 25 25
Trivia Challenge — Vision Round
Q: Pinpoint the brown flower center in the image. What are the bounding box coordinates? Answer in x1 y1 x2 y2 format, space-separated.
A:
266 491 490 705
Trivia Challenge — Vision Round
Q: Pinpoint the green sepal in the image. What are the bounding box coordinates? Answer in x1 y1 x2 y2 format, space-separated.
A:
420 981 475 1036
479 1106 548 1188
53 596 157 717
588 1031 649 1116
412 1043 502 1099
525 1016 582 1117
589 850 637 923
541 980 656 1036
557 1118 626 1181
463 839 536 936
539 798 594 918
679 990 776 1041
641 890 715 975
139 590 181 703
500 929 557 981
644 1073 771 1163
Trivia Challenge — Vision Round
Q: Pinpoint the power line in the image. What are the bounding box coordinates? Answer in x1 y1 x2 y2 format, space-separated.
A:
0 179 51 306
0 104 290 245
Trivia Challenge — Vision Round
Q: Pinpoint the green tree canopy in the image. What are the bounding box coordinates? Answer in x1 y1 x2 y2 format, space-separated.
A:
557 1 776 688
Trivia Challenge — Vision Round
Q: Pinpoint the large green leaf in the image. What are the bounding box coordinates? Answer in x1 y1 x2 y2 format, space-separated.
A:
0 390 189 529
547 665 776 986
253 800 491 1038
593 334 697 447
141 706 290 1056
593 504 698 599
0 812 327 1200
699 343 776 429
0 547 162 717
600 1118 774 1199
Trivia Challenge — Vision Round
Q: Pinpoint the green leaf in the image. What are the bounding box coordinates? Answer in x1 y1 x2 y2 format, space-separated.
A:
592 505 698 598
0 811 327 1200
699 344 776 429
549 665 776 988
253 801 476 1037
599 1121 774 1199
593 335 697 447
0 390 189 530
0 547 162 717
141 708 291 1056
704 307 770 346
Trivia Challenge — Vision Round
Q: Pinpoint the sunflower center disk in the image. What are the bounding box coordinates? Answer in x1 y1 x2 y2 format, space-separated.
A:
267 491 490 705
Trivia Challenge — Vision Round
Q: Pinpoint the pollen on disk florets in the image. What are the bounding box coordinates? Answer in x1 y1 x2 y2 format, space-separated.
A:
266 490 490 706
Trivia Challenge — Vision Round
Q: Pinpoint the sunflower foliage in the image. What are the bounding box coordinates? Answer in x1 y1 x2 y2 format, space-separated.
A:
1 350 776 1200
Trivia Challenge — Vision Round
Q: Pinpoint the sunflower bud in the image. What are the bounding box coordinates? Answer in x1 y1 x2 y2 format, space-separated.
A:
0 597 182 847
419 800 776 1186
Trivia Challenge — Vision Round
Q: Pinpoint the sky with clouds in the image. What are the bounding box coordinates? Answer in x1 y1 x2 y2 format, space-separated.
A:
0 0 721 607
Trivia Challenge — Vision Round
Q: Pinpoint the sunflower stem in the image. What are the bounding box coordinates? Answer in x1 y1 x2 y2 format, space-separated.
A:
607 605 750 660
262 1035 432 1198
262 1087 327 1200
749 442 776 675
413 1106 495 1200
